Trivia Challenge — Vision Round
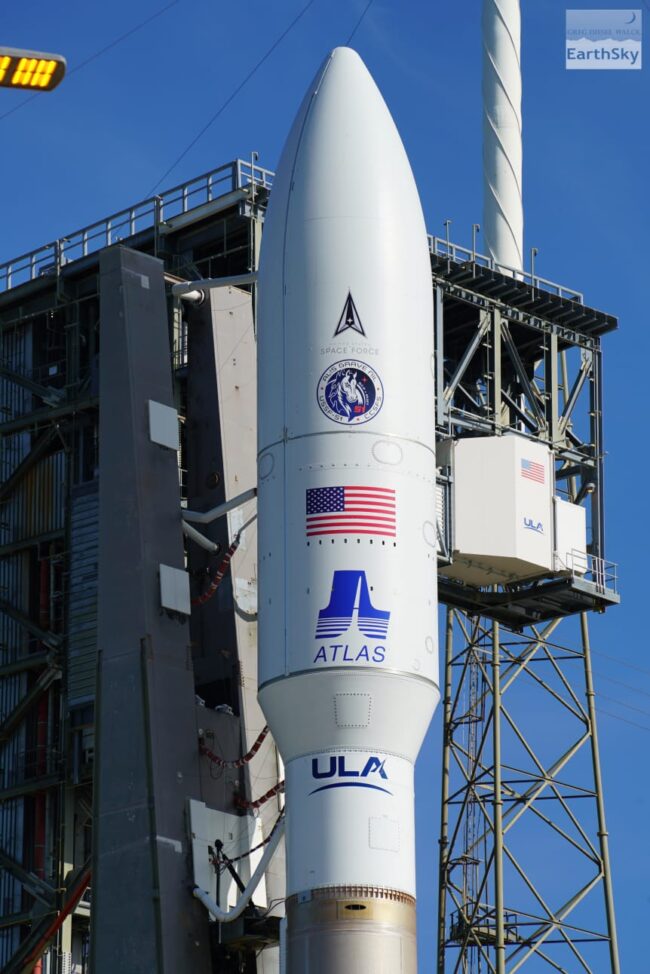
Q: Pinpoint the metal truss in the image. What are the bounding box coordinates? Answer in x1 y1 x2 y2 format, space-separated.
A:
436 608 620 973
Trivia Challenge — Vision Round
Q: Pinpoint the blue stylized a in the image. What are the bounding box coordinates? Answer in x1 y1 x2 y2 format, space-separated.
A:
315 571 390 640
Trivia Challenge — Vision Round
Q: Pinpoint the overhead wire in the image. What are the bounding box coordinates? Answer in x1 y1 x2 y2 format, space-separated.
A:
0 0 181 123
590 647 650 677
596 709 650 734
346 0 376 45
145 0 319 196
595 692 650 719
594 670 650 700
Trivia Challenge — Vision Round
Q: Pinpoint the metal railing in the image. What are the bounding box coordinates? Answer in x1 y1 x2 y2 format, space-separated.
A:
428 236 584 304
555 549 618 594
0 159 274 294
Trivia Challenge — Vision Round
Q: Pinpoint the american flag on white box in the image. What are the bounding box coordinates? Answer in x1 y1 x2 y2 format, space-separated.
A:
521 458 545 485
306 485 396 537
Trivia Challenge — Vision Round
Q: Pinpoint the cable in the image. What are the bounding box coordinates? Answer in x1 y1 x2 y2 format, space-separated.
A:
594 670 650 700
346 0 376 45
590 647 650 678
146 0 319 195
0 0 180 123
201 725 270 769
596 692 650 720
596 708 650 734
216 810 285 865
235 780 285 811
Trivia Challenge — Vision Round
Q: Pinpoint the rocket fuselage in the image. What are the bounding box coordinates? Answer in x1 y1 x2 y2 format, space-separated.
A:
257 47 439 973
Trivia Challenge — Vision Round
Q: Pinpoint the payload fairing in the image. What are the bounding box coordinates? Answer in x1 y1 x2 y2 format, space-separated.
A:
257 47 438 972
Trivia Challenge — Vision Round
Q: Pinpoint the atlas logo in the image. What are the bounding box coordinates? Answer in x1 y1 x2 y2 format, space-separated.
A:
315 570 390 640
309 755 392 795
523 517 544 534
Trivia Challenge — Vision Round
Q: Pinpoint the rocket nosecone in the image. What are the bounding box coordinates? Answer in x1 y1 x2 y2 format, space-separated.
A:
257 47 439 973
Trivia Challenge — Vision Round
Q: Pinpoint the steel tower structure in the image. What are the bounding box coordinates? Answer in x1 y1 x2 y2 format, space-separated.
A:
0 155 621 973
431 238 620 971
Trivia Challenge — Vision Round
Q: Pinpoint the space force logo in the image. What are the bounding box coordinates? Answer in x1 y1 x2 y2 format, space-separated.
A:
313 570 390 665
317 359 383 425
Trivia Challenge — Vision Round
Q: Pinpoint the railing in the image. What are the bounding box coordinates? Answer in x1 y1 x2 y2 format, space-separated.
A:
428 236 584 304
0 159 275 294
555 549 618 594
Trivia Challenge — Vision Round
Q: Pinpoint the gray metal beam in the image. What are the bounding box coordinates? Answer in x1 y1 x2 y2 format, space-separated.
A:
0 362 64 406
0 396 97 436
0 775 61 803
0 651 53 679
0 848 57 906
90 246 210 974
0 664 61 742
0 599 62 650
443 310 491 404
500 321 546 428
0 427 60 504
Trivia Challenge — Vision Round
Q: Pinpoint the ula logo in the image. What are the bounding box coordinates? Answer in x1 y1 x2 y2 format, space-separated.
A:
524 517 544 534
309 755 392 795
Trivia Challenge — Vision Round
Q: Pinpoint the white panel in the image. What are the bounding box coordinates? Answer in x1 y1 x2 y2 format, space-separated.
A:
159 564 190 615
448 435 553 585
554 496 588 574
285 753 415 896
148 399 179 450
187 799 256 909
209 287 286 926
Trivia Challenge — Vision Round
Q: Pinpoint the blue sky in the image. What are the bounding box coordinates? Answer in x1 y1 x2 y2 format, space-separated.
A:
1 1 648 970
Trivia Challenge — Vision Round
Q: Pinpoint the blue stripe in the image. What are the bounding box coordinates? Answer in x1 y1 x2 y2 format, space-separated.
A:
308 782 393 796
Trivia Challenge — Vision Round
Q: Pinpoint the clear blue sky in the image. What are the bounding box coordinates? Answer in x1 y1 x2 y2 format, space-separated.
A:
2 1 648 969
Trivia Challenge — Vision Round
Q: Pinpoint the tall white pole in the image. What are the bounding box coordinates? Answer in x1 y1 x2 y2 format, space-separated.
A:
482 0 523 273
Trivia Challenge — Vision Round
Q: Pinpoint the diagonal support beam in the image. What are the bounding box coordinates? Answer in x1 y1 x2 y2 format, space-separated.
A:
501 322 545 427
0 652 53 679
444 311 491 404
0 427 60 504
2 860 91 974
0 599 62 650
0 363 64 407
0 664 62 742
559 353 592 436
0 848 57 906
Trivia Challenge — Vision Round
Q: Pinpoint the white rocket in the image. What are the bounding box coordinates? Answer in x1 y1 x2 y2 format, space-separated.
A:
257 47 439 972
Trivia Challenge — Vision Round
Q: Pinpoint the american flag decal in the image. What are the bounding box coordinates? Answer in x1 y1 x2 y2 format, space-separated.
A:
306 486 396 537
521 458 545 485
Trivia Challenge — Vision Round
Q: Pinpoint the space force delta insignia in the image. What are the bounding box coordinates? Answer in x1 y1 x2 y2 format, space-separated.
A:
334 292 365 336
317 359 383 425
313 570 390 665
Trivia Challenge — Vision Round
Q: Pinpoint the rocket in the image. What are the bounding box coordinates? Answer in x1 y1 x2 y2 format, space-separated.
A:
257 47 439 972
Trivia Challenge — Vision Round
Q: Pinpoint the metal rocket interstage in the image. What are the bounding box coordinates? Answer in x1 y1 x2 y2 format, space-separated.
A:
256 46 440 973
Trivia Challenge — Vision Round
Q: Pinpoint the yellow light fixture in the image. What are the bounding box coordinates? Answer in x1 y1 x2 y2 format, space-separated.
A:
0 47 66 91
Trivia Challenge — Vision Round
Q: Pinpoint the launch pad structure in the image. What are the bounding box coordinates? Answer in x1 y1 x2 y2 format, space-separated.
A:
0 159 620 972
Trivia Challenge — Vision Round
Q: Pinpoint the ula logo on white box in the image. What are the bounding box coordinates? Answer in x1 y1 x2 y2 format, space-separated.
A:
566 10 642 69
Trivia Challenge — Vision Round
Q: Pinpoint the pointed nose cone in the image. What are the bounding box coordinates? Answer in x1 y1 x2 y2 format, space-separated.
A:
259 46 432 450
269 45 424 222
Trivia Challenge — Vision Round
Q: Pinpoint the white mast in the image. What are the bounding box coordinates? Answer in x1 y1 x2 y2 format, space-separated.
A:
482 0 523 272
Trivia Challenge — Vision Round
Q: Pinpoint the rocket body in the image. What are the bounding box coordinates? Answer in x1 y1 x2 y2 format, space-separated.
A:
257 48 439 972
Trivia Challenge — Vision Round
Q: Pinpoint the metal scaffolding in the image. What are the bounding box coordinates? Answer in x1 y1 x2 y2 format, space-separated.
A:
432 243 621 970
437 611 620 971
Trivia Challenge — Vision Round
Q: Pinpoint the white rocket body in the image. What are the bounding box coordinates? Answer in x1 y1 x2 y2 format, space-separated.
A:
257 47 439 972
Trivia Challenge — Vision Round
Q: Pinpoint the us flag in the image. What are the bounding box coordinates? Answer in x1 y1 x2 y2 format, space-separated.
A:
306 486 396 537
521 458 545 484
